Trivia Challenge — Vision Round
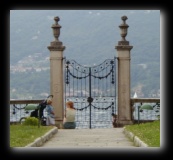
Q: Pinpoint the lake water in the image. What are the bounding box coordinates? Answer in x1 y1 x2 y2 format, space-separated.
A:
10 100 159 128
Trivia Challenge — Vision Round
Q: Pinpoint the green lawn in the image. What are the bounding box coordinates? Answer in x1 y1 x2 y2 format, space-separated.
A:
124 120 160 147
10 124 54 147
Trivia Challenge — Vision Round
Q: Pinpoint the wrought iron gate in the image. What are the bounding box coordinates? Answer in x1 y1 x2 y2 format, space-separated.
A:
64 57 117 129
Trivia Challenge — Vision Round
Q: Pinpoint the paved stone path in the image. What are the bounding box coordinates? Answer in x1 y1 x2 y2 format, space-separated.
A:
40 128 136 148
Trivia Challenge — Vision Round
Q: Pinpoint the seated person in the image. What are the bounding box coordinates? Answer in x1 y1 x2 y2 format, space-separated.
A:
63 101 76 129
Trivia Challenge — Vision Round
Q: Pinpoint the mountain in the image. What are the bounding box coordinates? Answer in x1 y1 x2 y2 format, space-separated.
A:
10 10 160 99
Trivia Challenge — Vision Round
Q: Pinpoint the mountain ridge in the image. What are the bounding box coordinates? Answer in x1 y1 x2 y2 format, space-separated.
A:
10 10 160 99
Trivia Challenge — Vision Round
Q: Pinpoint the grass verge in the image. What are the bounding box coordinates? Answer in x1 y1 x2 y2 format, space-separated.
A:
10 124 54 147
124 120 160 147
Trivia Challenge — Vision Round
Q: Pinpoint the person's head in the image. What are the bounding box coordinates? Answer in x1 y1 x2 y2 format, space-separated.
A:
66 101 75 109
47 99 52 105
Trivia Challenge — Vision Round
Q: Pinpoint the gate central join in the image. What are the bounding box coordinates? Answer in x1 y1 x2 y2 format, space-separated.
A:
64 57 117 129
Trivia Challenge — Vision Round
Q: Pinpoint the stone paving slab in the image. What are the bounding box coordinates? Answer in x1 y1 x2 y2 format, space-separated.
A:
40 128 137 148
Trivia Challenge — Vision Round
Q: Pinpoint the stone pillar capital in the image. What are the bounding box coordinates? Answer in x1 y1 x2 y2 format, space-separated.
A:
48 16 65 51
47 41 65 51
115 45 133 51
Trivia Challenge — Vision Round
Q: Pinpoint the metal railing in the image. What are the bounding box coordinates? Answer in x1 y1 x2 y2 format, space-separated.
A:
10 100 43 124
131 98 160 124
10 98 160 125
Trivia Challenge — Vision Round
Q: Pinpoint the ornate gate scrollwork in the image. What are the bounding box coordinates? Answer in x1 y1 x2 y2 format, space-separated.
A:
64 57 117 129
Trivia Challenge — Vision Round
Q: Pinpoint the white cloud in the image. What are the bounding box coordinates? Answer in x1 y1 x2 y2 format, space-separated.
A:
32 36 38 40
129 11 135 14
144 10 151 14
16 29 21 33
47 16 54 20
138 63 147 69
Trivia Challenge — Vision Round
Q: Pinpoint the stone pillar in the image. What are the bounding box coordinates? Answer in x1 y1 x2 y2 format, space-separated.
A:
47 16 65 128
115 16 133 127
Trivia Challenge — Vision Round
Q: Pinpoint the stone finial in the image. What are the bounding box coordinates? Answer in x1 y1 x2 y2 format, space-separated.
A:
115 16 133 50
118 15 129 45
121 16 128 22
119 16 129 41
52 16 61 41
48 16 65 51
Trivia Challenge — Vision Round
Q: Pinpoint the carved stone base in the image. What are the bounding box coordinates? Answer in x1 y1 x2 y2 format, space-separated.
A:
117 120 134 127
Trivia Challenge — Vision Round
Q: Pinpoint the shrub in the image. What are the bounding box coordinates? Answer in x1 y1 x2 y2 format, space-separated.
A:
22 117 38 126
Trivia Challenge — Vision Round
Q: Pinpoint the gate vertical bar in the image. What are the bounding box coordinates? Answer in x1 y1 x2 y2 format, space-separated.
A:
64 57 67 112
89 67 91 129
114 56 117 115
